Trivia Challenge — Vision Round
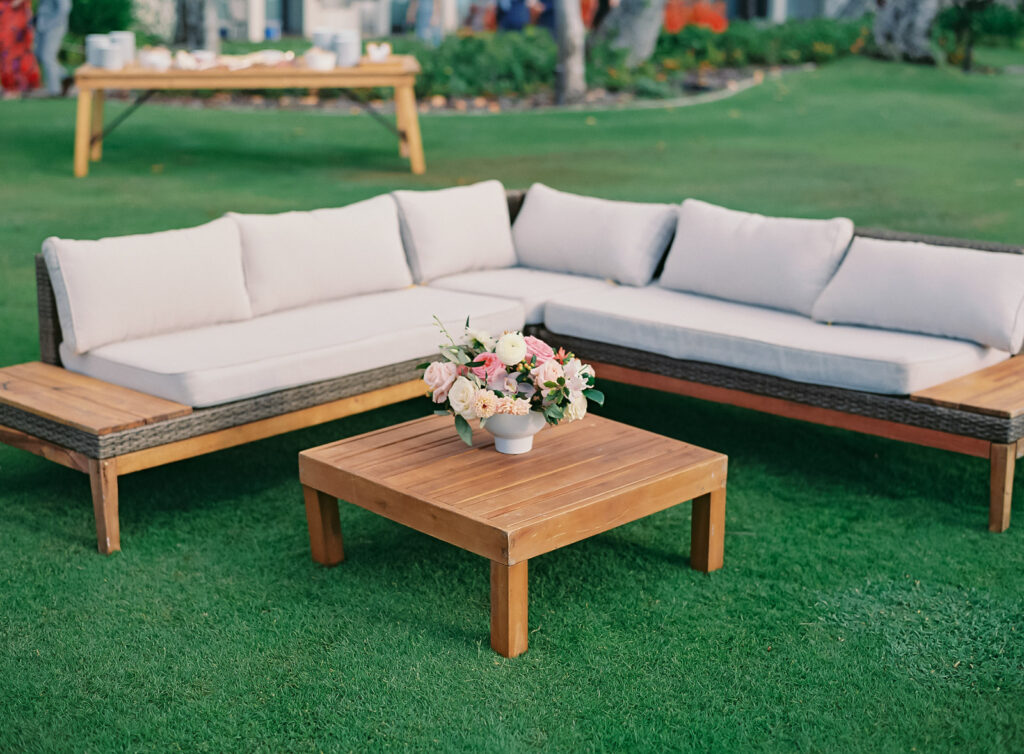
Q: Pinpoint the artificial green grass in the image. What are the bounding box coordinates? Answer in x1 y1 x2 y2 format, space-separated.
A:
1 57 1023 752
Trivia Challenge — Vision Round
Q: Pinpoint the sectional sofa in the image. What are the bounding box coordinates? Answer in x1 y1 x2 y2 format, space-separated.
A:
5 180 1023 552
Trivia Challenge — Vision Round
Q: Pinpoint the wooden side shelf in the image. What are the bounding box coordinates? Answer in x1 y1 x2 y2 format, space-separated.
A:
0 361 191 434
911 356 1024 419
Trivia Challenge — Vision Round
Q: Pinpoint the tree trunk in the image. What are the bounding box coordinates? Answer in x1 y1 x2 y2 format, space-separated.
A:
176 0 220 51
962 23 974 71
593 0 669 67
873 0 941 63
555 0 587 104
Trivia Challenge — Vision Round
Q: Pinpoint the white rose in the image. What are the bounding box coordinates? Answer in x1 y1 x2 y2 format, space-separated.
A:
495 332 528 366
423 361 458 403
566 391 588 422
464 328 495 350
448 376 477 418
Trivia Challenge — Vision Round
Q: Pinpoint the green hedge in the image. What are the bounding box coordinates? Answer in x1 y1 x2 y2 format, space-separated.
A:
384 17 874 99
69 0 133 36
935 1 1024 44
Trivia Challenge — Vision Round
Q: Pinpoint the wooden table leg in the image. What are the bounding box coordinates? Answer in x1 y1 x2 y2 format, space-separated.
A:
394 83 425 175
989 442 1014 532
74 88 93 178
691 487 725 573
395 90 410 158
88 457 120 555
89 90 105 161
303 485 344 566
490 560 528 657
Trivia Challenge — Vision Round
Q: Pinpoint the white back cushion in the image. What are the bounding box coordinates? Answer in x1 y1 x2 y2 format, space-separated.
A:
659 199 854 316
228 195 413 316
813 237 1024 352
392 180 517 283
511 183 677 287
43 217 251 354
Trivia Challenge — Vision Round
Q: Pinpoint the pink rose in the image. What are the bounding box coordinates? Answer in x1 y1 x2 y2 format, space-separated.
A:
470 352 505 382
524 335 555 364
423 361 458 403
530 359 564 396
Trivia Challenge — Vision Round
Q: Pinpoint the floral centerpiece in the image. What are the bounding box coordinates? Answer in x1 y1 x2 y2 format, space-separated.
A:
419 318 605 454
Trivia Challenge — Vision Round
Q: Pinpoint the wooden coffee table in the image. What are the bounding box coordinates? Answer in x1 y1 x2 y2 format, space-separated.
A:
298 414 727 657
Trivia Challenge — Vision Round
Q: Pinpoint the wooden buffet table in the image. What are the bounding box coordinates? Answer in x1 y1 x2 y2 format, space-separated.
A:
73 55 425 177
299 414 728 658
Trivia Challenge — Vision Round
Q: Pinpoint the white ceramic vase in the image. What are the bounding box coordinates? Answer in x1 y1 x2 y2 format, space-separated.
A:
484 412 547 455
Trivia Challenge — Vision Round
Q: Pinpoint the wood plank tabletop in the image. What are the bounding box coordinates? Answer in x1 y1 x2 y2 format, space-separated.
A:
910 356 1024 419
299 414 727 563
74 56 419 90
0 362 192 435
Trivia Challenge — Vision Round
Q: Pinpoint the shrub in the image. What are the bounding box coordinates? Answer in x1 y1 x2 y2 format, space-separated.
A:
69 0 133 36
388 29 558 98
936 1 1024 44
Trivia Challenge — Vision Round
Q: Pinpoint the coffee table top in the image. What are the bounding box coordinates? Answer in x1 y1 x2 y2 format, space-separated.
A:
299 414 726 564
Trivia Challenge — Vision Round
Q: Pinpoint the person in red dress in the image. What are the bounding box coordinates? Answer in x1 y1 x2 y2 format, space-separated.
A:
0 0 42 97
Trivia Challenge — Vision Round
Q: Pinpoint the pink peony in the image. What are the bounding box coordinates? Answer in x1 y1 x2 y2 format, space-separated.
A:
423 361 458 403
470 352 506 382
524 335 555 364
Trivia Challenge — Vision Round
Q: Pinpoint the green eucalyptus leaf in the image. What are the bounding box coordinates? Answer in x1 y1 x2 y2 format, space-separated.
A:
584 388 605 406
454 414 473 446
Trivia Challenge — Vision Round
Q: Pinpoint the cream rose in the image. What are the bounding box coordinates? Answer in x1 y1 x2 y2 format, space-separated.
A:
566 391 588 422
448 376 478 418
495 332 528 366
423 361 458 403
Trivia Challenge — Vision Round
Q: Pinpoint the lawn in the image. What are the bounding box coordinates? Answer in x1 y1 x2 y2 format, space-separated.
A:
1 57 1023 752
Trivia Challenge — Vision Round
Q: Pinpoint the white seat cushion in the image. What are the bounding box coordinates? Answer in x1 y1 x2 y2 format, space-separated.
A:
511 183 677 287
227 194 413 316
428 267 616 324
43 218 252 354
545 286 1009 395
659 199 854 316
392 180 517 283
60 288 525 407
813 237 1024 352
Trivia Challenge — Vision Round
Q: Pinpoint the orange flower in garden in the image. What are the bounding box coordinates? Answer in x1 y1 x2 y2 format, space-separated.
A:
664 0 728 34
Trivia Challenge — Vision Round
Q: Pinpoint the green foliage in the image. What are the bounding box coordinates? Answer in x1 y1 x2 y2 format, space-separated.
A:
655 16 874 68
381 18 874 100
68 0 133 36
454 413 473 445
387 29 559 98
936 1 1024 44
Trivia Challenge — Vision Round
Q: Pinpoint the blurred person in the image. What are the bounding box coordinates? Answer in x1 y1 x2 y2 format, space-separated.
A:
0 0 41 97
407 0 443 45
496 0 530 30
34 0 71 96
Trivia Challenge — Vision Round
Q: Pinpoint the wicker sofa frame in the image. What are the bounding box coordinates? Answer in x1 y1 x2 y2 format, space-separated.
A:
1 190 1022 554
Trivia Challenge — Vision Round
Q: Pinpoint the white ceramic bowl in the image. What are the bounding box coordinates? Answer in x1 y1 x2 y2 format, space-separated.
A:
484 412 547 454
304 48 337 71
138 48 172 72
